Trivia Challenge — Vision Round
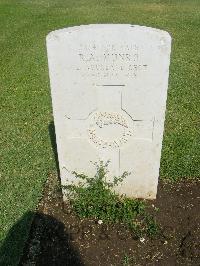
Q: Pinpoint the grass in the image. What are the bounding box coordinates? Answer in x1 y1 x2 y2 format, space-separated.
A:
0 0 200 265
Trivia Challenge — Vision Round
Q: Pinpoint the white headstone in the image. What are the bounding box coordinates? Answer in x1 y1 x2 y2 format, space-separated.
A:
46 24 171 199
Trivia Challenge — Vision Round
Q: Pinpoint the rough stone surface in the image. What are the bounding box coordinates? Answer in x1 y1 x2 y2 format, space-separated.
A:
46 24 171 199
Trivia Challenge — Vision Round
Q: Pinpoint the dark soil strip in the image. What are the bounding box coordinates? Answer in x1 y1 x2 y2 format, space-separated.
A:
20 176 200 266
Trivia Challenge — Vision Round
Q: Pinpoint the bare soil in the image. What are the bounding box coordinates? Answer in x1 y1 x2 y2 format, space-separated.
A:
20 175 200 266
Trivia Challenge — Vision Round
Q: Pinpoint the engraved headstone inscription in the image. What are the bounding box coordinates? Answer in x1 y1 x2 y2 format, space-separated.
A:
46 24 171 199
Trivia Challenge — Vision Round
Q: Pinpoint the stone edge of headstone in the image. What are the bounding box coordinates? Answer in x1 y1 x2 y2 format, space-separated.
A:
46 24 171 42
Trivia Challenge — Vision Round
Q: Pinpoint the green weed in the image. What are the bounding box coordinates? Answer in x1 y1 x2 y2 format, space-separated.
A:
122 254 134 266
64 161 158 237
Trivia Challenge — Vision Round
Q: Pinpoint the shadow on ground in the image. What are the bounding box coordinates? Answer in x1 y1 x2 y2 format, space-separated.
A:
0 211 33 266
48 121 60 177
0 211 84 266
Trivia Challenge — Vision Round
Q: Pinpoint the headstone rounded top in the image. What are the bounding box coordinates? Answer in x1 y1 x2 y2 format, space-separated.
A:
46 24 171 42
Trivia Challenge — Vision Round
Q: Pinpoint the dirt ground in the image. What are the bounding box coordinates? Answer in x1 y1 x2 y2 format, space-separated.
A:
20 175 200 266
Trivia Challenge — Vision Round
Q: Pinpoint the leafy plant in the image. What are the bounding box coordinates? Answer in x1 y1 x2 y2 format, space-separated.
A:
122 254 133 266
64 161 158 237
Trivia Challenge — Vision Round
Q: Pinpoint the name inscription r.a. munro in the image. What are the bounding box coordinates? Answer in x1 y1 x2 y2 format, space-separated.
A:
75 43 148 78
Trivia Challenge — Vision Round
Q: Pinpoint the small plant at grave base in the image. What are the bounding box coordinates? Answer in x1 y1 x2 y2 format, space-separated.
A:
63 161 159 237
122 254 134 266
